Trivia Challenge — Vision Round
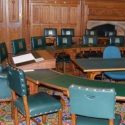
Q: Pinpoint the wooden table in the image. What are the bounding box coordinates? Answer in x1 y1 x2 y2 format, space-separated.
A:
26 69 125 101
12 50 56 70
72 58 125 80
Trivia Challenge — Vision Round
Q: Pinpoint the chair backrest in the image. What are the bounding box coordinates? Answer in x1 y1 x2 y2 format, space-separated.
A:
103 46 121 59
0 42 8 63
11 38 27 55
0 72 11 100
44 28 57 37
8 66 28 96
105 31 116 37
31 36 46 50
56 35 72 47
61 28 74 37
69 84 116 119
109 36 125 46
83 35 97 46
85 29 97 36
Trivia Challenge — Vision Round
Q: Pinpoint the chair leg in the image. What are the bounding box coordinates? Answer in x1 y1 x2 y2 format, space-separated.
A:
13 107 19 125
26 115 30 125
109 119 114 125
42 115 47 123
71 114 76 125
58 110 62 125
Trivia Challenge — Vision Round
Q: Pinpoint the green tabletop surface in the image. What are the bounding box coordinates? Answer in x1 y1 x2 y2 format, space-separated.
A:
26 69 125 97
74 58 125 72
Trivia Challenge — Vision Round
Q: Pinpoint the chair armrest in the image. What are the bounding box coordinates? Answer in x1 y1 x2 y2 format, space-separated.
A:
0 73 8 79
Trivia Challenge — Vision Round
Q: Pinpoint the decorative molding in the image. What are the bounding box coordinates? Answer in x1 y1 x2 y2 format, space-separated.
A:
0 0 3 22
88 8 125 20
9 0 19 22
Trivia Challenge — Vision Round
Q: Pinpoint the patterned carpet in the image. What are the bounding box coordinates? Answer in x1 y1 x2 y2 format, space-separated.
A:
0 89 125 125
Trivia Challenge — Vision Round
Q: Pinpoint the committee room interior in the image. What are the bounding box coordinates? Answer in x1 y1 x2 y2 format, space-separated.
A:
1 0 125 125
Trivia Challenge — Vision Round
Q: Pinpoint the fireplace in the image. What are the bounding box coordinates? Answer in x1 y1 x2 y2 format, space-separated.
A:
87 21 125 36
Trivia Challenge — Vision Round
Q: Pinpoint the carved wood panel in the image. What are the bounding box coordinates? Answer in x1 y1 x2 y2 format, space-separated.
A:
9 0 19 22
29 2 81 37
88 8 125 21
0 0 3 22
49 6 61 24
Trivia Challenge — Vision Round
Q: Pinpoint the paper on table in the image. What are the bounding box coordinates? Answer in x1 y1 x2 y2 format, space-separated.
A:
12 53 35 64
35 57 44 62
24 69 34 72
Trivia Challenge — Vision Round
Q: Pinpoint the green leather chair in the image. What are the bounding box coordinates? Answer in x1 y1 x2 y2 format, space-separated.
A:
61 28 74 37
56 35 72 48
0 42 8 63
0 68 11 102
0 65 12 118
11 38 27 55
31 36 46 50
69 84 121 125
56 35 72 72
8 65 62 125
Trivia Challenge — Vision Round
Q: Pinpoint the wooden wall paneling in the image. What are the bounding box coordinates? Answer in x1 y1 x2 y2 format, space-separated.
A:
41 5 50 24
0 0 7 42
31 4 41 24
69 6 77 25
73 4 82 37
49 6 62 24
7 0 23 52
61 6 69 24
85 0 125 21
22 0 31 49
0 0 3 22
9 0 19 22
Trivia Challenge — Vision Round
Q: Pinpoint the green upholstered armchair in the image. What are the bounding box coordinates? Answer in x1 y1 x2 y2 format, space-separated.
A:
56 35 72 48
61 28 74 37
69 84 121 125
0 42 9 73
8 65 62 125
31 36 46 50
0 72 11 102
11 38 27 55
0 42 8 63
108 36 125 46
0 65 12 117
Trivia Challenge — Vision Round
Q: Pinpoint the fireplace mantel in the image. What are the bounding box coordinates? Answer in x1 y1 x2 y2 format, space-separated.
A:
87 21 125 35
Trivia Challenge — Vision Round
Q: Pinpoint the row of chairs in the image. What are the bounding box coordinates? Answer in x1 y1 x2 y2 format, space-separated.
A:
83 35 125 47
1 34 125 58
85 29 117 37
11 36 73 56
0 64 121 125
44 28 74 37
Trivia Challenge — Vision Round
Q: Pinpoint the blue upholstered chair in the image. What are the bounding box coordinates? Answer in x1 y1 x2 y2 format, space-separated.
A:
103 46 125 81
11 38 27 55
69 84 121 125
31 36 46 50
8 65 62 125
